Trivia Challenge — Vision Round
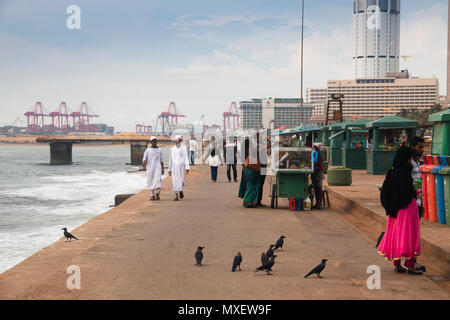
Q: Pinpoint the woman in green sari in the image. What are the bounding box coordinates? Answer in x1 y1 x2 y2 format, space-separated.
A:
238 139 261 208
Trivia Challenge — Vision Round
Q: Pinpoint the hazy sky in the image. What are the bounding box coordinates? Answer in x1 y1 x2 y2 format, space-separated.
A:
0 0 448 131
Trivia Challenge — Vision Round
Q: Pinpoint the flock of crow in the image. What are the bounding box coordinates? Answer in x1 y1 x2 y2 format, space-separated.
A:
63 228 328 278
195 235 328 278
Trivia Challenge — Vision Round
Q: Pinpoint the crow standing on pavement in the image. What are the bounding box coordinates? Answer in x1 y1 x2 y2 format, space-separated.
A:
232 252 242 272
266 245 275 258
195 246 204 266
255 255 277 275
261 252 269 265
375 232 385 248
304 259 328 278
273 236 286 251
62 228 79 242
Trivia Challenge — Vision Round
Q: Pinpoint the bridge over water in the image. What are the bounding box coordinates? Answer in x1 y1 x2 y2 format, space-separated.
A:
36 135 172 165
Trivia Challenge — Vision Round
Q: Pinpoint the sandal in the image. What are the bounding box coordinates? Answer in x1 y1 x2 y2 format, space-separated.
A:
394 266 407 273
156 194 160 201
407 268 423 275
150 196 156 201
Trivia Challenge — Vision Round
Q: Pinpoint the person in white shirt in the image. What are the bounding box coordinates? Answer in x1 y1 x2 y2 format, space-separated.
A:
142 136 164 201
189 137 198 165
168 135 190 201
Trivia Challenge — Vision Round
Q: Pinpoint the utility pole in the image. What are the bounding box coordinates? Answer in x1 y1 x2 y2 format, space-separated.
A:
300 0 305 124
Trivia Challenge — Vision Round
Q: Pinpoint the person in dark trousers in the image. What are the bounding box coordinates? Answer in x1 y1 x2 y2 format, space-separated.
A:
257 134 268 207
408 136 426 272
305 135 324 209
224 137 238 182
204 136 223 182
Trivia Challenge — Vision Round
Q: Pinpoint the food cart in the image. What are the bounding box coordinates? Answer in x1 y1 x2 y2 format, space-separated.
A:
365 116 418 175
340 119 370 170
329 121 353 166
269 129 314 209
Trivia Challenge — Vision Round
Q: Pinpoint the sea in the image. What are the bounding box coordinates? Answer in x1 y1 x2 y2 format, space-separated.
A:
0 144 169 274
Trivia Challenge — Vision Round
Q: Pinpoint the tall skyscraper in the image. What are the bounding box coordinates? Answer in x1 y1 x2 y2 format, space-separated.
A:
353 0 401 78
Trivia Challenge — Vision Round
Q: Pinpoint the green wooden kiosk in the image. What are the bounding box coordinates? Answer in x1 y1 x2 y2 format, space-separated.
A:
329 121 352 166
321 126 331 162
340 119 371 170
429 109 450 156
366 116 418 175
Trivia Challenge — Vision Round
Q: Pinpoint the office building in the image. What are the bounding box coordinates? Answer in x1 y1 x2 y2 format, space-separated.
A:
353 0 401 78
239 98 314 130
326 71 439 119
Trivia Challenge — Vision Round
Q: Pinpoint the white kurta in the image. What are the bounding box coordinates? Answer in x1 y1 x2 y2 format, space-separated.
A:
143 147 163 195
168 144 190 193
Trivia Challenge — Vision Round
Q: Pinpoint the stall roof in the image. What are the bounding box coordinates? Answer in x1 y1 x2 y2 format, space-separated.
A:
339 119 371 130
270 127 322 136
328 121 352 131
366 116 418 129
428 109 450 122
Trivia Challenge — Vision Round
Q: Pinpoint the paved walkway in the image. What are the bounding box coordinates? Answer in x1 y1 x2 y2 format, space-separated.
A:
0 165 448 299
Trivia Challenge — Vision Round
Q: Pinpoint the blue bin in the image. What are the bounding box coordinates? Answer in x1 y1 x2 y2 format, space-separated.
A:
432 156 447 225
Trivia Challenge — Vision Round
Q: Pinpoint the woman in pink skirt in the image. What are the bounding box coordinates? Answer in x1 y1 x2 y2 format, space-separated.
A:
378 146 422 275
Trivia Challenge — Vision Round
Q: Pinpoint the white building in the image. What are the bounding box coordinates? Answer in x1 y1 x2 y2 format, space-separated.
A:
306 88 327 104
353 0 401 79
239 98 314 130
327 72 439 119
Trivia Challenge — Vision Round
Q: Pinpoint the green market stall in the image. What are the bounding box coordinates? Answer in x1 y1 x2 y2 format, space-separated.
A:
340 119 371 170
429 109 450 156
329 121 352 166
366 116 418 175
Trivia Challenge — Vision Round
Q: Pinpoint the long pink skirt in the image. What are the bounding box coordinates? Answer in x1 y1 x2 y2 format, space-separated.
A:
377 199 421 261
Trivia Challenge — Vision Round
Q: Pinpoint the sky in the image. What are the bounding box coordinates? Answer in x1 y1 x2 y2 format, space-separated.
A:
0 0 448 131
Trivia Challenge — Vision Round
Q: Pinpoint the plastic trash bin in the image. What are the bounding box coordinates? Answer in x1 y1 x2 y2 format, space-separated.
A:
439 157 450 227
423 155 438 222
432 156 447 225
420 157 429 220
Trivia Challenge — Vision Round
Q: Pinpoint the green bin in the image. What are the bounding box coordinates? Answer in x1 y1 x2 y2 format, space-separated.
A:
440 161 450 227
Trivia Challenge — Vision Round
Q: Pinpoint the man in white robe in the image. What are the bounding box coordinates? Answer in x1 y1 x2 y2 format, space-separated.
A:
169 135 190 201
142 136 164 200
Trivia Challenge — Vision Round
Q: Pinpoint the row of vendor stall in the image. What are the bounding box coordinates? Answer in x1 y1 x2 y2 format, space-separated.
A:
279 109 449 226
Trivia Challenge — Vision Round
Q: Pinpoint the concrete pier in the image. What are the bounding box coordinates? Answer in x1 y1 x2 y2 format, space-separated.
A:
50 142 72 165
0 165 448 299
130 142 148 166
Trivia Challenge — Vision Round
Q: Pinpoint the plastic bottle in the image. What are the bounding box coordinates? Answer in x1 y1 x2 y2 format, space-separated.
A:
304 197 312 211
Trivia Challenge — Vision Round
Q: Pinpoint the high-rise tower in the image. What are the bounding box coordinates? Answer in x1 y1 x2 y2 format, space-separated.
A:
353 0 401 78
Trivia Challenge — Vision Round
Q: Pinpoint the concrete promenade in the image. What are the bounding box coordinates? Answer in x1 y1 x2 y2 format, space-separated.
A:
0 165 448 299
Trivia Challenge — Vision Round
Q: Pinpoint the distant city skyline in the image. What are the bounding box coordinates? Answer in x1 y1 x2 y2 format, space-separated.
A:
0 0 448 131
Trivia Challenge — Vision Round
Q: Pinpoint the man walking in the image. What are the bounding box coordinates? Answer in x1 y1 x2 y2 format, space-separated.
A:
142 136 164 201
224 137 238 182
169 135 190 201
189 136 198 165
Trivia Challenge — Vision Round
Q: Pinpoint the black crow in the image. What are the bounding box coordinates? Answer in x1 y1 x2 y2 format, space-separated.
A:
261 252 269 265
195 246 204 266
232 252 242 272
62 228 79 242
304 259 328 278
375 232 385 248
255 255 277 275
273 236 286 251
266 245 275 258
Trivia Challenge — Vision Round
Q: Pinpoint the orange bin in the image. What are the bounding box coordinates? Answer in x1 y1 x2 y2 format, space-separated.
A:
423 155 438 222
